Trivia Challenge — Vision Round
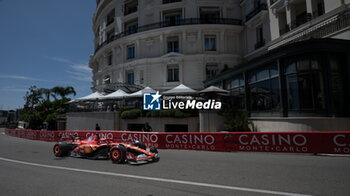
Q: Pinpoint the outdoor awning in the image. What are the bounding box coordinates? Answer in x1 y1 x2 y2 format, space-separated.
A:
162 84 198 95
100 89 129 100
126 86 156 98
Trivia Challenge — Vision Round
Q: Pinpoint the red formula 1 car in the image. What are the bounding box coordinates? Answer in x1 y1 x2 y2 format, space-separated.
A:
53 134 159 164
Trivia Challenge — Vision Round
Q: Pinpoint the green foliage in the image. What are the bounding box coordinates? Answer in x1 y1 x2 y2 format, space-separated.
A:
146 110 160 117
20 86 75 130
145 109 192 118
121 109 141 119
174 109 191 118
221 107 252 132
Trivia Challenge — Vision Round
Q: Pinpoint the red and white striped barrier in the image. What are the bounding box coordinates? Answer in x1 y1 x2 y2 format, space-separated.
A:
4 129 350 154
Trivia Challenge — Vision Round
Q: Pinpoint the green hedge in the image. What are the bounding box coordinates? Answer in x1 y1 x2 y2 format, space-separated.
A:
146 109 192 118
121 109 141 119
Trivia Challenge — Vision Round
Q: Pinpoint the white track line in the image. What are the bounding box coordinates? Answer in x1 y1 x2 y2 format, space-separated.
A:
0 156 311 196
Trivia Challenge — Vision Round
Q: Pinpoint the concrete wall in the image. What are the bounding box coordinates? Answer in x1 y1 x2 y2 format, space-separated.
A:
199 111 226 132
66 112 120 131
251 117 350 132
120 117 199 132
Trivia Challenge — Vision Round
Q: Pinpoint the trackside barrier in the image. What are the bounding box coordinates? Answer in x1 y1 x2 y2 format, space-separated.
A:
4 129 350 154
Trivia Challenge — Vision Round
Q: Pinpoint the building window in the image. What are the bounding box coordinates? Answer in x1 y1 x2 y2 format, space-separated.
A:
167 36 179 53
107 29 115 42
127 44 135 59
106 9 115 26
107 52 113 65
163 9 182 26
124 19 138 35
104 75 111 84
225 75 245 109
124 0 138 16
167 65 179 82
315 0 325 17
206 64 218 79
248 65 280 112
255 25 265 49
205 35 216 51
200 7 221 23
284 58 325 112
127 71 134 85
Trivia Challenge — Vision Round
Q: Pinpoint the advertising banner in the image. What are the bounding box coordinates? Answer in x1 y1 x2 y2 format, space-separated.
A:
4 129 350 154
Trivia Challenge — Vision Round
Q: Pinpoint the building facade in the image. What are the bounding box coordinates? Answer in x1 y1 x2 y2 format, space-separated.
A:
77 0 350 132
205 0 350 131
89 0 244 92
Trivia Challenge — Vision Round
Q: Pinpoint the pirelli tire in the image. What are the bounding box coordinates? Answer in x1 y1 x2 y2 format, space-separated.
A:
110 145 126 164
53 143 71 157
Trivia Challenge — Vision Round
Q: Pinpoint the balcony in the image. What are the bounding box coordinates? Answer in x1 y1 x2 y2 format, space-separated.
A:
255 39 265 49
94 82 143 93
124 1 138 16
272 10 350 49
279 13 312 35
94 18 242 53
245 3 268 22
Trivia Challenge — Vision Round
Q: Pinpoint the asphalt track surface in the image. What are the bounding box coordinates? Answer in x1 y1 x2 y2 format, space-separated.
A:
0 129 350 196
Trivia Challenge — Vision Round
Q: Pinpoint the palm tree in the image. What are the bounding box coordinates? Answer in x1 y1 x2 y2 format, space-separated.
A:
51 86 76 99
39 88 54 101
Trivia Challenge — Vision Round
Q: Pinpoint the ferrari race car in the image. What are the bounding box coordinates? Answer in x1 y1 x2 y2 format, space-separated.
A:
53 134 159 164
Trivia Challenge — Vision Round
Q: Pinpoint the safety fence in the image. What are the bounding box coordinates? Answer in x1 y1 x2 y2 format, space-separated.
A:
5 129 350 154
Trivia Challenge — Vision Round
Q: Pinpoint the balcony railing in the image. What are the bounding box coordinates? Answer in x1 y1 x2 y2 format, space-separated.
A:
246 3 268 22
163 0 182 4
274 10 350 48
255 39 265 49
95 18 242 53
279 13 312 36
291 11 350 43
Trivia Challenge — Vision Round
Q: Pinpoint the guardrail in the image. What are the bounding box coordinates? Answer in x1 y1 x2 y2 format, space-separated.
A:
5 129 350 154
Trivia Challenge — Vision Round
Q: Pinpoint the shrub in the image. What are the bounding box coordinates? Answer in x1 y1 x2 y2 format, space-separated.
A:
121 109 141 119
221 108 252 132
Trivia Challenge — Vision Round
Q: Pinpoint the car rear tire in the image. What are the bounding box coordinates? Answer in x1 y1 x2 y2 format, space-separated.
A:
53 144 70 157
110 145 126 164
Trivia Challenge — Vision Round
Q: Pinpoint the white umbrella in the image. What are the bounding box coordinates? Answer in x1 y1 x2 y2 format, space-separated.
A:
200 86 229 94
73 92 105 102
162 84 197 95
100 89 129 100
126 86 156 98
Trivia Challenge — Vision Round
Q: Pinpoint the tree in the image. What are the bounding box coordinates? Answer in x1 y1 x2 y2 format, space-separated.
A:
51 86 76 99
24 86 42 108
39 88 54 101
20 86 76 130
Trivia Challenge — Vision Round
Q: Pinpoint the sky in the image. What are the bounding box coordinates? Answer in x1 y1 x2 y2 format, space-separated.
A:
0 0 96 110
